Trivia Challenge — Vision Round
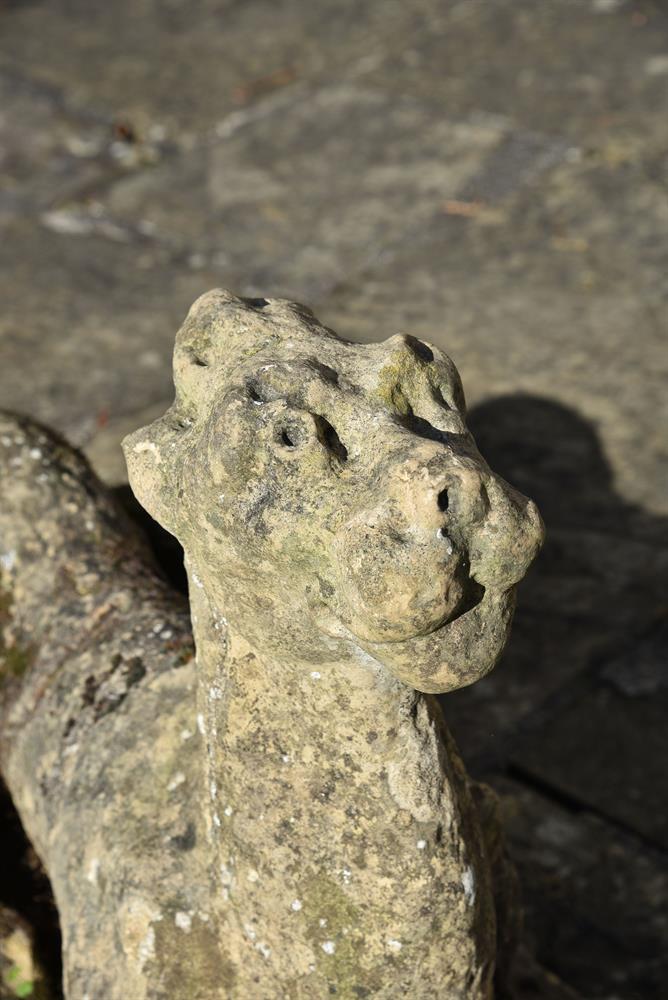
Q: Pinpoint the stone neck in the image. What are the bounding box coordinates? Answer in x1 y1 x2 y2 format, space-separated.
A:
184 567 488 992
185 576 433 839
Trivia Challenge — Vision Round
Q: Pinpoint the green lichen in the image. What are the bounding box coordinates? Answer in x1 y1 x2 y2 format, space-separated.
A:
375 345 462 418
152 914 235 999
0 584 12 625
301 874 371 1000
375 351 424 416
1 644 36 679
1 579 36 683
5 964 34 997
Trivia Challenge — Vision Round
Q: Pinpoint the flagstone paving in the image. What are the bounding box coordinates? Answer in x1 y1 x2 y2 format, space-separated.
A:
1 1 667 996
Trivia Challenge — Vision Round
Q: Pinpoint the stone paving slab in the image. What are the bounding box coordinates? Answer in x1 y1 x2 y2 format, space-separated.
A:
316 152 668 517
0 0 435 144
0 64 172 225
96 88 522 298
1 0 667 995
0 219 222 444
439 388 668 763
356 0 668 146
497 775 668 999
510 615 668 851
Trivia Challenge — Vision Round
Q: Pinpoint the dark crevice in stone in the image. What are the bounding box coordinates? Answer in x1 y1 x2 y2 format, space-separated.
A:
241 297 270 309
398 412 456 445
0 779 63 998
314 415 348 462
404 336 434 363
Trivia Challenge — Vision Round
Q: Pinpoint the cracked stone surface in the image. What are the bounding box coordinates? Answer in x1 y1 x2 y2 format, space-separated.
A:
1 0 667 995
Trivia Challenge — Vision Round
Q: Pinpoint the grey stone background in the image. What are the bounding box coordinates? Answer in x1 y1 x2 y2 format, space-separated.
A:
0 0 666 996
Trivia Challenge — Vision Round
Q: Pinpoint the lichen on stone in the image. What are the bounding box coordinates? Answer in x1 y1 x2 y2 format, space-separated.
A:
0 290 543 999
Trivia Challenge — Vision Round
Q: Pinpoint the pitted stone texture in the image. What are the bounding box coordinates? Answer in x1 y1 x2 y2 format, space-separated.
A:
120 290 542 997
125 290 543 694
0 414 207 1000
1 294 541 999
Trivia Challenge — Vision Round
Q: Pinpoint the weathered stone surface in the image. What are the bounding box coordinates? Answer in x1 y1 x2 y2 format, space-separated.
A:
1 293 543 997
510 616 668 850
0 64 167 229
2 0 667 993
0 414 203 1000
95 89 555 299
0 0 448 143
121 290 542 996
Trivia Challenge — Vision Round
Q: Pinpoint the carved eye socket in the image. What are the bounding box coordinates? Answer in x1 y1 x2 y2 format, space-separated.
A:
273 414 348 462
315 415 348 463
275 422 306 449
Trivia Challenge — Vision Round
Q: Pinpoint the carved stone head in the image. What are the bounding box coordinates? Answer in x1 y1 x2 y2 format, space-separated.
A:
124 290 543 692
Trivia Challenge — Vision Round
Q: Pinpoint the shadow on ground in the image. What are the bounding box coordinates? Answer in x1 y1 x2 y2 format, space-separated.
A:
444 393 668 999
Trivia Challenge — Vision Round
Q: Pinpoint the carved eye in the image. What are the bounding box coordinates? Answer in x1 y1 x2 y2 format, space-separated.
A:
273 414 348 462
314 415 348 463
275 422 306 449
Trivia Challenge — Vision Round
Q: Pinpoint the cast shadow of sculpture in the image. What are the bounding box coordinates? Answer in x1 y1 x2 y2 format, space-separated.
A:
449 395 668 999
444 392 667 769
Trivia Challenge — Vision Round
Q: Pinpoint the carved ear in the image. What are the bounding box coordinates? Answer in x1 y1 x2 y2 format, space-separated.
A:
122 291 242 539
124 288 317 537
122 410 189 540
172 289 290 405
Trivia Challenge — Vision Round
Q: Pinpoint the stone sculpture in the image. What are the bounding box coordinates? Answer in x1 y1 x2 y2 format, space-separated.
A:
0 290 543 999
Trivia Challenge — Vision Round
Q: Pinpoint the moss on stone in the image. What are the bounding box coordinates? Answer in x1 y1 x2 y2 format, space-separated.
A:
375 351 422 416
1 644 36 680
0 586 35 683
301 874 369 999
152 914 235 1000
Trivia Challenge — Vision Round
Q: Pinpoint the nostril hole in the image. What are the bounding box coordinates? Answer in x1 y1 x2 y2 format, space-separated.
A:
437 488 449 512
280 430 295 448
246 381 266 404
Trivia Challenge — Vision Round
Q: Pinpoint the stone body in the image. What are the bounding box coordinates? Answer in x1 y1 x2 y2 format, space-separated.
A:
1 291 543 999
